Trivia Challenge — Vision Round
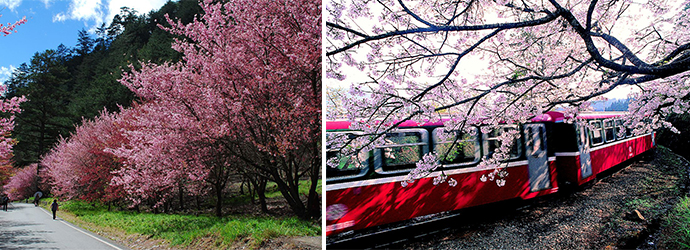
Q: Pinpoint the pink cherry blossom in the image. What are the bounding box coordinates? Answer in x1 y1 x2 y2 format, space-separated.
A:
326 0 690 187
0 15 26 36
115 0 320 218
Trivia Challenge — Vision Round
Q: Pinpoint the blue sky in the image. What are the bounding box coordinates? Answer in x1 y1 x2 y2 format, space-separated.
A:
0 0 168 83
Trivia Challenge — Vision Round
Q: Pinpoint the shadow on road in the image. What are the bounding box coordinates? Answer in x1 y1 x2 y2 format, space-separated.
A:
0 203 52 249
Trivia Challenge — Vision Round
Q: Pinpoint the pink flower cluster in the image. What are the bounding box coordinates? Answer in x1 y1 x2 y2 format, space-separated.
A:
40 0 320 215
326 0 690 189
3 164 37 200
0 15 26 36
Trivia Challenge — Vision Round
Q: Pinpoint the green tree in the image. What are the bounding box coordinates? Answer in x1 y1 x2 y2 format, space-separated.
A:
5 50 75 166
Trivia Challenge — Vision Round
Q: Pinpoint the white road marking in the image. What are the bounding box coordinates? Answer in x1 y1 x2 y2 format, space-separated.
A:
39 207 123 250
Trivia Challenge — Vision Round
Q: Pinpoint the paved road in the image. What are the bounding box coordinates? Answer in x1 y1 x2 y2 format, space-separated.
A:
0 202 130 250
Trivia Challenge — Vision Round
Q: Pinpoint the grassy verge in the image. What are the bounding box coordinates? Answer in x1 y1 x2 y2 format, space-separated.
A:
665 196 690 248
40 179 322 249
656 146 690 249
51 200 319 249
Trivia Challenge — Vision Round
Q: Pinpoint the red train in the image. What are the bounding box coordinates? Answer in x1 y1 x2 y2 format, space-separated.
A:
325 111 656 236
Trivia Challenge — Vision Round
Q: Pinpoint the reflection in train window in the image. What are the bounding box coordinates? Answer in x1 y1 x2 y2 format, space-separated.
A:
325 132 370 179
379 130 428 171
590 121 604 146
433 127 478 167
483 126 522 160
604 119 616 142
615 119 627 139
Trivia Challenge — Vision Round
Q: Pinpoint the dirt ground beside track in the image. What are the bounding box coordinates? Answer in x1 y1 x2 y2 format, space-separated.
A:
404 147 689 250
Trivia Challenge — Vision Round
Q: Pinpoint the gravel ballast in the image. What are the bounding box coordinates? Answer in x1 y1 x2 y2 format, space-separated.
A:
402 147 689 250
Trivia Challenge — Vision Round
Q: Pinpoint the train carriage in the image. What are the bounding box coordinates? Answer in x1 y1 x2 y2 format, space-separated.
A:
325 111 655 237
547 111 656 186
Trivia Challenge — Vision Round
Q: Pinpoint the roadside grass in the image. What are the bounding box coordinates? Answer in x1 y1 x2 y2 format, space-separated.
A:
41 179 322 249
56 200 320 249
665 196 690 248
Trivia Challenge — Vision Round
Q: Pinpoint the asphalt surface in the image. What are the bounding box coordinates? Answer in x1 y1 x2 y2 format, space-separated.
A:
0 202 130 250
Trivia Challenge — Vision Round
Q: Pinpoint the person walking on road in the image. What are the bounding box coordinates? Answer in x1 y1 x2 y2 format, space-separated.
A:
2 195 8 211
50 199 59 220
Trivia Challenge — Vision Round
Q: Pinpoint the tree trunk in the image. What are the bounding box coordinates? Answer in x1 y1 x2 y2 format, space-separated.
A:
305 141 321 219
248 178 255 204
256 178 268 213
246 174 266 212
240 180 245 195
215 181 223 217
271 169 308 219
306 164 320 219
179 185 184 211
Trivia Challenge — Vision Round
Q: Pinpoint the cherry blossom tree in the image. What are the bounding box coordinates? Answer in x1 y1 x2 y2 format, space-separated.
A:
0 86 27 163
41 109 127 203
3 163 37 200
117 0 321 218
326 0 690 182
0 15 27 197
107 103 209 212
0 159 15 194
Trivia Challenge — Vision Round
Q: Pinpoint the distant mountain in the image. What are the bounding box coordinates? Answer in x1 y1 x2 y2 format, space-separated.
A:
591 98 630 111
606 99 630 111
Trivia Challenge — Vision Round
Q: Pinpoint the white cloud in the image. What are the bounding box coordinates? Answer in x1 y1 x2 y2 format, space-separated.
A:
49 0 167 30
0 65 17 84
106 0 167 23
40 0 51 8
52 12 67 22
0 0 22 11
68 0 104 23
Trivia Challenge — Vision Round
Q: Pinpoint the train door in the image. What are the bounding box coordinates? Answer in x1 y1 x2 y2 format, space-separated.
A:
577 125 593 178
524 124 551 191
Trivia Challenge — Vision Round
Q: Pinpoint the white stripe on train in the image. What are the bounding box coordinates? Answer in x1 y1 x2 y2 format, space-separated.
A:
326 157 557 191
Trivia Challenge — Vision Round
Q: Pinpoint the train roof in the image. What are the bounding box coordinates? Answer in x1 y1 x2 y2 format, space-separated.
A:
326 111 627 130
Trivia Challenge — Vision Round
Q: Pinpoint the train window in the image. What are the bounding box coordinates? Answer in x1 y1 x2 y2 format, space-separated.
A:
326 132 370 179
483 125 522 160
604 119 616 142
589 120 604 146
378 129 429 172
432 127 479 167
615 119 627 139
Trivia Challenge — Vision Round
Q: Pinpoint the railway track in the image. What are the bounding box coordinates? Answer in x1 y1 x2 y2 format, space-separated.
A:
326 198 533 249
327 211 462 249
